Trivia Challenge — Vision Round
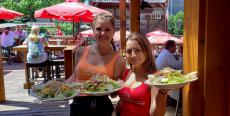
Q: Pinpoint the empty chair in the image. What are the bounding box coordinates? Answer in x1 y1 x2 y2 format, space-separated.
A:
1 47 15 65
25 61 50 94
48 59 65 79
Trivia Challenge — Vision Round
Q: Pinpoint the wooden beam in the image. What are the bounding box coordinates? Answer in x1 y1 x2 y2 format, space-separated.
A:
204 0 229 115
0 47 6 102
184 0 230 115
63 46 78 79
130 0 140 32
183 0 202 115
119 0 126 50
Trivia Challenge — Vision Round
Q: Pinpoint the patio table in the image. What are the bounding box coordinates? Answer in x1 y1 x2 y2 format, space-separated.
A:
13 45 78 89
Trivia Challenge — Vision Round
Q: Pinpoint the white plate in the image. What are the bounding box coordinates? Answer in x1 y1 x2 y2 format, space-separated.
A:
30 84 79 101
80 87 123 96
145 71 198 89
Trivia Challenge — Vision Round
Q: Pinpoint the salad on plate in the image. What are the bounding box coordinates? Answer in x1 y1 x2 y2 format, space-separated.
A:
145 68 198 89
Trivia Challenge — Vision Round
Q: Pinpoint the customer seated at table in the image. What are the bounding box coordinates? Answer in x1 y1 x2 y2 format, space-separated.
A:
23 25 48 77
155 40 183 108
1 27 18 57
14 25 28 44
65 12 126 116
156 40 183 70
1 27 17 48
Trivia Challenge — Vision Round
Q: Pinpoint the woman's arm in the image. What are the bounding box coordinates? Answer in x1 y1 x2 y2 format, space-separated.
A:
150 87 168 116
41 36 48 47
23 37 28 45
150 86 158 115
65 46 84 82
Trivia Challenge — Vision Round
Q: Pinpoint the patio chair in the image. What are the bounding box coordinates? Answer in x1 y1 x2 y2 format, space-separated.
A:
1 46 15 65
48 59 65 79
25 61 50 94
47 51 65 79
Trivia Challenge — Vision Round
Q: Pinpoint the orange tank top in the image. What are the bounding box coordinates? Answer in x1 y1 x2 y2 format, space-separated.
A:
75 46 119 82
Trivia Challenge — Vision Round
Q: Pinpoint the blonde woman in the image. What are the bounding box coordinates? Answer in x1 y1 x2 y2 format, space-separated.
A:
23 25 48 63
65 12 125 116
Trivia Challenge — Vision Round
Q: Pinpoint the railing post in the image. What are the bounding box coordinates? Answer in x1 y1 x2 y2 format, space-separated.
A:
0 47 6 102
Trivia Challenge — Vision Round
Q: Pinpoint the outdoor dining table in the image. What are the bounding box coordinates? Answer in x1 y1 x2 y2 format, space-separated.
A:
13 44 79 89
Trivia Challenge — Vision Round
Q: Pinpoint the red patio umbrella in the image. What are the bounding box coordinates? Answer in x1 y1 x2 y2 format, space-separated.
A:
113 30 131 42
65 0 79 2
0 7 24 20
34 2 110 22
146 30 183 45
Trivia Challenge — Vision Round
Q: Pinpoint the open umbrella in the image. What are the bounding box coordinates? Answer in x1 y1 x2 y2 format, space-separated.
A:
113 30 131 42
35 2 110 22
146 30 183 45
0 7 24 20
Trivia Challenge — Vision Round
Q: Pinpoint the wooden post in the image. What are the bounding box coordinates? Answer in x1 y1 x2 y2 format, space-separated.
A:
119 0 126 50
184 0 230 115
72 19 75 36
63 46 78 79
203 0 229 115
0 47 6 102
130 0 140 33
183 0 203 115
64 48 74 79
164 1 168 32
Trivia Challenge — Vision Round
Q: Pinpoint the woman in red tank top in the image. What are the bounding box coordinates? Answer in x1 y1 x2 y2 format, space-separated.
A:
117 33 168 116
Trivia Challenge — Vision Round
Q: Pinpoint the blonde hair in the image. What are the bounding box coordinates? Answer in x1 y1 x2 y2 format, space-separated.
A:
29 25 40 42
92 12 115 30
92 12 116 51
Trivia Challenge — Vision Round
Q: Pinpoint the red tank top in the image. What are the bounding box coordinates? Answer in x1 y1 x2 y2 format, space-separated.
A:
118 69 151 116
75 46 119 82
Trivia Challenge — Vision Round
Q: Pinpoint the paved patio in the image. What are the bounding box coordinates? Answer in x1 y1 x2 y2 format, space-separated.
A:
0 63 176 116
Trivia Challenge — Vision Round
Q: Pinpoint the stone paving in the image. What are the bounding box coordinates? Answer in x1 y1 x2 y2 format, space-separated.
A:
0 63 175 116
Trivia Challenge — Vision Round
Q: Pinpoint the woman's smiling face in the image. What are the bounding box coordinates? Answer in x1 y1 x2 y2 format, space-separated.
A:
93 18 115 45
126 39 146 69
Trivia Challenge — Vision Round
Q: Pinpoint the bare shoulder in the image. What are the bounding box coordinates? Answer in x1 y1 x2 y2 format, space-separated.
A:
74 46 85 58
116 55 126 67
114 55 126 80
74 46 86 64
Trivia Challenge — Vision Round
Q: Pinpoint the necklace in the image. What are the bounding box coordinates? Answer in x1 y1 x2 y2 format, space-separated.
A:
93 45 114 56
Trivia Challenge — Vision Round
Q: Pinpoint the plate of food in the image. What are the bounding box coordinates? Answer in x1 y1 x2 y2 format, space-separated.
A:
145 68 198 89
79 74 124 96
31 80 81 101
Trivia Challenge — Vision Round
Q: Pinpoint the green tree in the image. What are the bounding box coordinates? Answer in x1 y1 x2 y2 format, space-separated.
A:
173 11 184 35
168 11 184 35
168 15 175 34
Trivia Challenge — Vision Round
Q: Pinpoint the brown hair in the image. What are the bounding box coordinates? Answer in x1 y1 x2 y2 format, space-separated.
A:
126 32 157 74
92 12 116 51
165 40 176 50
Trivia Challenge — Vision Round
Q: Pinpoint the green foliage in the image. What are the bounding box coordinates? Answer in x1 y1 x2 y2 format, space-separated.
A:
168 11 184 35
168 15 175 34
58 23 73 35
